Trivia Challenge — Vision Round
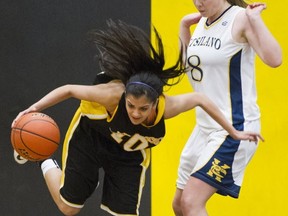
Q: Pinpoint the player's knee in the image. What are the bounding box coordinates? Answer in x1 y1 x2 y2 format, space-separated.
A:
181 195 196 213
180 195 204 215
57 202 81 216
180 195 189 209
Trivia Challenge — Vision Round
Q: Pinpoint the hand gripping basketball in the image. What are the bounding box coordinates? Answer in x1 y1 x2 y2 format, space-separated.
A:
11 112 60 161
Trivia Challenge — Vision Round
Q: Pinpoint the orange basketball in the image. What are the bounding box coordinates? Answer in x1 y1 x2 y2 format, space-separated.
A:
11 112 60 161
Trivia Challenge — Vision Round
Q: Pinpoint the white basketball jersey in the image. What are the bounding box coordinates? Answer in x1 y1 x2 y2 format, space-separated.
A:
186 6 260 130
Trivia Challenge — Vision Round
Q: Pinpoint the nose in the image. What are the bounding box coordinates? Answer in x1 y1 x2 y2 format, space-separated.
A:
131 110 141 118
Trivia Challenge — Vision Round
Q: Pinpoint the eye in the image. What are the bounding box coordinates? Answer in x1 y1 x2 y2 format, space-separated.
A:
127 103 134 109
140 107 149 112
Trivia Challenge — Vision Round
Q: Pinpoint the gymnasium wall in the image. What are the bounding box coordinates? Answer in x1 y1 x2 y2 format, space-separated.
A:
151 0 288 216
0 1 151 215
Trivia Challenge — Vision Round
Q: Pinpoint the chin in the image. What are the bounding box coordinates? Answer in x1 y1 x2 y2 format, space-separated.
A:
131 121 141 125
129 118 142 125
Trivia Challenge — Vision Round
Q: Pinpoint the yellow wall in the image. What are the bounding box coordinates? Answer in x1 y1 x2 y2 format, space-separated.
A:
151 1 288 215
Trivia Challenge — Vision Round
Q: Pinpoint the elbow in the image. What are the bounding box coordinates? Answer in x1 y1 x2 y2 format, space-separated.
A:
266 52 283 67
267 58 282 68
270 58 282 68
264 48 283 68
63 84 73 96
195 92 209 107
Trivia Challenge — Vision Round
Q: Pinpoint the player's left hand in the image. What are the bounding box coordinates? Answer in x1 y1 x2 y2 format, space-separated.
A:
246 2 267 17
232 130 265 144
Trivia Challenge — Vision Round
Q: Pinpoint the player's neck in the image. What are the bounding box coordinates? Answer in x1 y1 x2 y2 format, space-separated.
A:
207 2 231 25
143 108 157 126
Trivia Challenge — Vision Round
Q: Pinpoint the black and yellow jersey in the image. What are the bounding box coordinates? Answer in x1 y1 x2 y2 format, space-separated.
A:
77 93 166 151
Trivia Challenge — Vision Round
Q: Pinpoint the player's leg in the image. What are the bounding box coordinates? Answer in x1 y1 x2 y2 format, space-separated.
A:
41 159 81 215
178 129 230 216
53 115 100 215
101 147 151 215
181 177 217 216
172 188 183 216
180 120 259 215
14 151 84 215
173 179 217 216
173 125 206 215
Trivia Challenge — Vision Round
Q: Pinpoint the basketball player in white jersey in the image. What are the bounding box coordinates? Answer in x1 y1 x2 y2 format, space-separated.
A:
173 1 282 215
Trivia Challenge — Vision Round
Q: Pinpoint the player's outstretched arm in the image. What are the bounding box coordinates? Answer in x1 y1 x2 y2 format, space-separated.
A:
165 92 264 143
12 81 124 127
12 84 84 127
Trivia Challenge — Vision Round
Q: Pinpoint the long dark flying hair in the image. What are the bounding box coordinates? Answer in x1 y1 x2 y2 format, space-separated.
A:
87 20 186 86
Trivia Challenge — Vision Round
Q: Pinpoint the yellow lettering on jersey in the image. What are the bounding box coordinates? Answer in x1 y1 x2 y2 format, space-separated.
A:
110 129 162 151
110 130 129 143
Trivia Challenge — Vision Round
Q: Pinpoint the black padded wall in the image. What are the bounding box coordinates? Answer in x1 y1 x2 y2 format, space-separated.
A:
0 1 151 215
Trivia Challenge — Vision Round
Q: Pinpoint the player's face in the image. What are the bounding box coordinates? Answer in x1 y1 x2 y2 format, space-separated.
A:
125 94 155 125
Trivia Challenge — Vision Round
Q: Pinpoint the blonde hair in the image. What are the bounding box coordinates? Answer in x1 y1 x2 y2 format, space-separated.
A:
227 0 249 8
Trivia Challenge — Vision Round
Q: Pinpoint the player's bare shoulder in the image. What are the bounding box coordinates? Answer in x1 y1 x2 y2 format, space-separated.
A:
98 80 125 112
106 80 125 97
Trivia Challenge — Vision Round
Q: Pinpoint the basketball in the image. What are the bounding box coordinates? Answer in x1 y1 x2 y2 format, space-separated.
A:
11 112 60 162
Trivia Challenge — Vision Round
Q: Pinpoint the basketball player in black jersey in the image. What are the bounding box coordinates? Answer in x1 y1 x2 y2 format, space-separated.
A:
12 20 262 216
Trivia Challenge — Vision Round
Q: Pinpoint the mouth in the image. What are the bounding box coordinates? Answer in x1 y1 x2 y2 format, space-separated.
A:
130 116 142 124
